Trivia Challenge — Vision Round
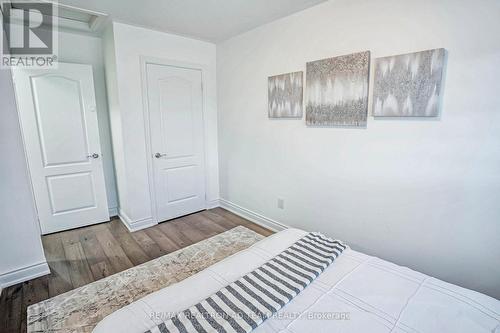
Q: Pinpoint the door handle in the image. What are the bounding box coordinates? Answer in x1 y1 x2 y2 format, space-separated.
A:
87 153 99 159
154 153 166 159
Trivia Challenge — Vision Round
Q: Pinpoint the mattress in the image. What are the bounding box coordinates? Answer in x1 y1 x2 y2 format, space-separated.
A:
93 228 500 333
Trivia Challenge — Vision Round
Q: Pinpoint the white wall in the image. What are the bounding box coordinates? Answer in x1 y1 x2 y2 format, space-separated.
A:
0 31 49 289
103 25 127 217
104 22 219 229
58 30 118 215
217 0 500 298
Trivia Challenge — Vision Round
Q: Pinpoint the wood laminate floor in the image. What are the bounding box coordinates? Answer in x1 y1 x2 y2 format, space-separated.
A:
0 208 273 333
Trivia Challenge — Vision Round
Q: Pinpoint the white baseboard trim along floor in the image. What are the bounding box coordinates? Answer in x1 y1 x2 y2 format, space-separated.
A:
219 198 288 232
118 209 156 232
0 261 50 290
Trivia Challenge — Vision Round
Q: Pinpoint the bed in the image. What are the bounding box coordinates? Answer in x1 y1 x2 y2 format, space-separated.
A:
93 228 500 333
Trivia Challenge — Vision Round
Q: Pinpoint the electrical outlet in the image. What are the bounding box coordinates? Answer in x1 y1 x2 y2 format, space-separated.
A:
277 197 285 210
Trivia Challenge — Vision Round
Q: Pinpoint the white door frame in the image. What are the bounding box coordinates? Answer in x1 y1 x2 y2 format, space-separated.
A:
10 67 43 236
140 56 210 224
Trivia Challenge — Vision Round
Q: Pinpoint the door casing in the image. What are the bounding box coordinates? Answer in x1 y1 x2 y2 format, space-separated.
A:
140 56 211 224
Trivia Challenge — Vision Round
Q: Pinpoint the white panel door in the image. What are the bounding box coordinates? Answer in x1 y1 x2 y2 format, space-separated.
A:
146 63 206 222
13 62 109 234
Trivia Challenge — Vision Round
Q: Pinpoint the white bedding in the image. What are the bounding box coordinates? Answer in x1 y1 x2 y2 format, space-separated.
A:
93 228 500 333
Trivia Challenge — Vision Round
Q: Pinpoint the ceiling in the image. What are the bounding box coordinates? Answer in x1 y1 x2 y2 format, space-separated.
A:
57 0 327 42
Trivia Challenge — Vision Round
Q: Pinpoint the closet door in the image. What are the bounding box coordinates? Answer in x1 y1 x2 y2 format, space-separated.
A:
146 63 206 222
13 63 109 234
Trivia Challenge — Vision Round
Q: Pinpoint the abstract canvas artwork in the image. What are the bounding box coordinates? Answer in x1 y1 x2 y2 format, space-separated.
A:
373 48 446 117
306 51 370 127
268 71 303 118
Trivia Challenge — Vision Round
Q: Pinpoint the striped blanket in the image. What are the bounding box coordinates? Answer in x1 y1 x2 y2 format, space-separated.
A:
146 232 347 333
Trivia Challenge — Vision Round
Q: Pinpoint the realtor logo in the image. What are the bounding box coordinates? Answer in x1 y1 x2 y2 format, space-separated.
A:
1 0 58 68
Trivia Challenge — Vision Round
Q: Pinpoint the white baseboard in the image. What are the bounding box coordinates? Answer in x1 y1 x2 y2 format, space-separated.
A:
108 206 118 217
118 209 156 232
219 199 288 232
0 261 50 289
206 198 220 209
